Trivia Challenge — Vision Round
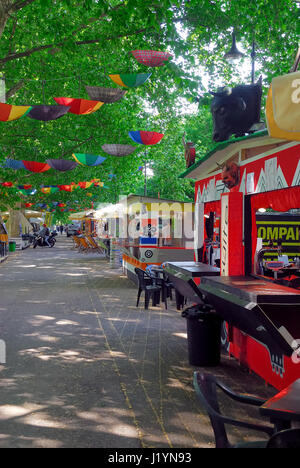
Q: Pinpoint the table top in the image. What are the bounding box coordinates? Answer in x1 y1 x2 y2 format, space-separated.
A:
200 275 300 304
165 261 220 278
260 379 300 422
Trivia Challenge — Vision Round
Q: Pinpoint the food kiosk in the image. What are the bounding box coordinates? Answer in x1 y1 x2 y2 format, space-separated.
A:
94 194 195 281
176 129 300 390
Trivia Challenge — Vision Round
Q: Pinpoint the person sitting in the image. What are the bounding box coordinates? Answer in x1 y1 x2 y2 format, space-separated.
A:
39 224 51 247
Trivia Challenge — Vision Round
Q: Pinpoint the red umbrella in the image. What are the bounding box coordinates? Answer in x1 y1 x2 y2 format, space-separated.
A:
1 182 13 187
22 161 51 173
53 97 104 115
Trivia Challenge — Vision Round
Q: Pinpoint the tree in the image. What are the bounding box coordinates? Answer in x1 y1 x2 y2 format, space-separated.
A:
0 0 298 217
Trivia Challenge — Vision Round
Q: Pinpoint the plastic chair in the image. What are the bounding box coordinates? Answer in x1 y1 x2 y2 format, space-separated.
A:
134 267 161 309
266 428 300 448
193 371 274 448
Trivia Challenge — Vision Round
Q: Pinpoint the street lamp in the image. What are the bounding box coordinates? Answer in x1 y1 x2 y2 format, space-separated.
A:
224 29 256 84
224 30 244 64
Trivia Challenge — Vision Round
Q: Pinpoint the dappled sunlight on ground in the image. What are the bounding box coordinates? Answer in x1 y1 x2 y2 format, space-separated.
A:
0 237 276 448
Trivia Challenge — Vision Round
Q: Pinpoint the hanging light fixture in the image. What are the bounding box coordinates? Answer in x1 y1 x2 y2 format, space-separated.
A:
224 29 244 64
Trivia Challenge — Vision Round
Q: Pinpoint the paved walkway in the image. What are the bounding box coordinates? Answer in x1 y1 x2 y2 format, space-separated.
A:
0 237 275 448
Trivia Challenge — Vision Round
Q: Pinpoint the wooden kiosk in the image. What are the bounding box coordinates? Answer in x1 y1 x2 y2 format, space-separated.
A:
179 129 300 390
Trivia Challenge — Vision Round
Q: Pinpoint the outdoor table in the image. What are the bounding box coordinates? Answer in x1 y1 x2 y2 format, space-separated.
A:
260 378 300 431
198 276 300 358
164 261 220 279
163 262 219 310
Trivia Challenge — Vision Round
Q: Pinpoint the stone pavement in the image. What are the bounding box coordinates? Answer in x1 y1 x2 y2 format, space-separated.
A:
0 236 276 448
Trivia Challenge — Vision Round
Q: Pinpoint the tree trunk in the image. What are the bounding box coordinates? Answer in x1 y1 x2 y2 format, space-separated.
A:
0 1 11 40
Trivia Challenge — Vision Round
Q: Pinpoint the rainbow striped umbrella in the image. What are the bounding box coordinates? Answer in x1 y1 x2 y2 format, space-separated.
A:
108 73 151 88
72 153 106 166
0 103 32 122
53 97 104 115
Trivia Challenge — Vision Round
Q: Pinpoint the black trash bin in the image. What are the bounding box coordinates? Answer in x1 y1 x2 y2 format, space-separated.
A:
182 304 222 366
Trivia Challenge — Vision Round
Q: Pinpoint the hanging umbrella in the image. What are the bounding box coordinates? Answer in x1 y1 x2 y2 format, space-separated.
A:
72 153 106 166
108 73 151 88
27 105 70 121
131 50 172 67
2 159 26 170
22 160 51 173
129 131 164 145
58 185 76 192
19 188 36 195
78 181 94 189
18 185 32 190
53 97 104 115
0 103 32 122
1 182 13 187
85 86 127 103
41 187 60 194
101 144 136 157
46 159 78 172
25 203 34 208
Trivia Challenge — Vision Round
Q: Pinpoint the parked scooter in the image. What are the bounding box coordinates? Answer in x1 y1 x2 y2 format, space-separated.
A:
32 231 57 248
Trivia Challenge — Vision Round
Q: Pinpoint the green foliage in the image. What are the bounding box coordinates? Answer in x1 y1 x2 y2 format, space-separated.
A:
0 0 298 217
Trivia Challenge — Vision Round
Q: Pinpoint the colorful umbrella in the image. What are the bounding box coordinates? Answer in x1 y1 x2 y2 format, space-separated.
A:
2 159 26 170
19 188 36 195
85 86 127 103
108 73 151 88
131 50 172 67
1 182 13 187
101 144 136 157
53 97 104 115
22 161 51 173
25 203 34 208
41 187 60 194
0 103 32 122
78 181 94 189
18 185 32 190
46 159 78 172
128 131 164 145
72 153 106 166
58 185 76 192
27 105 70 121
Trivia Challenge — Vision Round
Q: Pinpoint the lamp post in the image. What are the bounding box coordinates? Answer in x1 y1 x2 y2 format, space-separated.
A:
224 29 256 84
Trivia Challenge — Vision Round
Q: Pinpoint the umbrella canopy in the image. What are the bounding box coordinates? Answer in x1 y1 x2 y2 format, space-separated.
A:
27 105 70 121
1 182 13 187
22 161 51 173
18 185 32 190
2 159 26 170
101 144 136 157
129 131 164 145
72 153 106 166
131 50 172 67
108 73 151 88
53 97 104 115
19 188 36 195
41 187 60 194
0 103 32 122
46 159 78 172
58 184 76 192
85 86 127 103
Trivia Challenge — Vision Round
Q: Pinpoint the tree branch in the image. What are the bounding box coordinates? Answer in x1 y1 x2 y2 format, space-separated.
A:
0 26 153 65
